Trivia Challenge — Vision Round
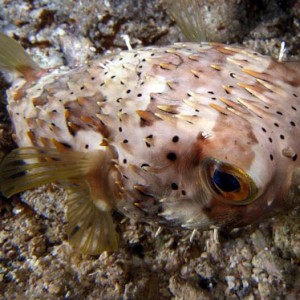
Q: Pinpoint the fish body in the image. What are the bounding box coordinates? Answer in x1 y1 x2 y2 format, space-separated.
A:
1 35 300 254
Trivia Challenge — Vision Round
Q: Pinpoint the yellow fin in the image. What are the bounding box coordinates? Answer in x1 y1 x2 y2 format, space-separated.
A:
0 147 119 254
0 33 42 81
66 181 118 255
0 147 90 197
166 0 206 42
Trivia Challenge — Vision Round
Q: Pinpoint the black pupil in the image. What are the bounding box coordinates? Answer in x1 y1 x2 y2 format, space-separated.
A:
212 169 240 192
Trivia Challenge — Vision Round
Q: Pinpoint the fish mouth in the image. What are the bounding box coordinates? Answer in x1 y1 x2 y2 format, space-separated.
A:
285 167 300 207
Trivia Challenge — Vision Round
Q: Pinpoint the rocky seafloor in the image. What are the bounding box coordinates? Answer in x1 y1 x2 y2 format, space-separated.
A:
1 0 300 299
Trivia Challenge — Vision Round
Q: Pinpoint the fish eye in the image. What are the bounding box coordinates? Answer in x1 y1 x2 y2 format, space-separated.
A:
202 158 258 204
212 169 240 192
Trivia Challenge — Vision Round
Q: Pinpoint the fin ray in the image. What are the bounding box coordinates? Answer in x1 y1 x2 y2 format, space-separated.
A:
66 181 118 255
0 147 119 255
0 33 41 78
166 0 206 42
0 147 89 197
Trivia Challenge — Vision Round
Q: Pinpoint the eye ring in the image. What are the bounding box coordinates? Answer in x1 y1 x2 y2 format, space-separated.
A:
202 158 258 205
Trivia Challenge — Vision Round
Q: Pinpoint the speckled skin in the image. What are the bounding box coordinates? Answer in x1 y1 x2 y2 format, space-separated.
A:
7 42 300 230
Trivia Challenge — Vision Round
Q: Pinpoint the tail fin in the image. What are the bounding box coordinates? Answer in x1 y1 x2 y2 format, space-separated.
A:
0 33 44 81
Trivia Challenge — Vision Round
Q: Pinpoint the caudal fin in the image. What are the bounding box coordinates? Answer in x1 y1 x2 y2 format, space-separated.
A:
0 33 43 81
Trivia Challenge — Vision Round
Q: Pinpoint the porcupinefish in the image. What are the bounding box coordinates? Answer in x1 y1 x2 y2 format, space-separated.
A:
1 6 300 255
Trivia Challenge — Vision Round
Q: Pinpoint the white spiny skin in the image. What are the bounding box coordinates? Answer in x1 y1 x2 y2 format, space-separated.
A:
5 42 300 231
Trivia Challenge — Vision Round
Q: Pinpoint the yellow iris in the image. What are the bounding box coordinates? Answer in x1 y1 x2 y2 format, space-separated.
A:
202 158 258 205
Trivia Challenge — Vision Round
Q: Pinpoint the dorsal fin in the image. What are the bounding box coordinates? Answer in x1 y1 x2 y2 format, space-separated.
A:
0 33 44 81
166 0 206 42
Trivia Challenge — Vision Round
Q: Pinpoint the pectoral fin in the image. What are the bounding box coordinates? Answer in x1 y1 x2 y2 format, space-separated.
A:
0 147 119 254
0 147 89 197
66 181 118 255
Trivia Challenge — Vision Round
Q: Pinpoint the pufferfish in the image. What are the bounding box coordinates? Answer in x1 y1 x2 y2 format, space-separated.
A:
1 6 300 255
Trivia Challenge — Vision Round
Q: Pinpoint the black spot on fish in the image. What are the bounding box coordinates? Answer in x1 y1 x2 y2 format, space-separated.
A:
85 144 89 149
269 137 273 143
167 152 177 161
182 190 186 196
280 134 285 140
171 183 178 190
291 106 297 111
270 154 274 161
172 136 179 143
290 121 296 127
293 154 298 161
